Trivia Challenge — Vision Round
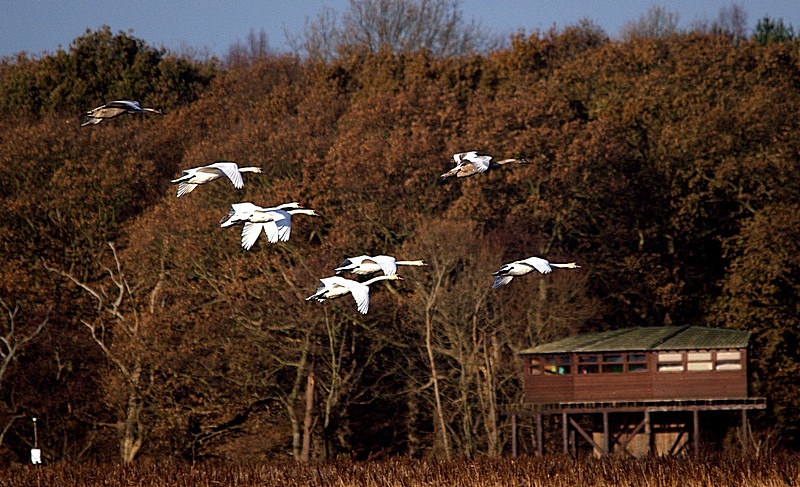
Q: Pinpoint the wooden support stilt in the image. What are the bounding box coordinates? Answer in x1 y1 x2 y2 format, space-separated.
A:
693 408 700 456
562 413 569 455
511 413 517 457
644 410 651 455
741 409 748 453
536 413 543 457
603 411 610 457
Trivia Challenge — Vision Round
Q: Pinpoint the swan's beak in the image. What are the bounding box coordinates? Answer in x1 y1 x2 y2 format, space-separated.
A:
395 276 404 281
219 209 236 227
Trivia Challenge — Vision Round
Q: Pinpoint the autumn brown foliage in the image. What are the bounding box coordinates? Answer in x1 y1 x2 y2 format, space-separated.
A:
1 24 800 463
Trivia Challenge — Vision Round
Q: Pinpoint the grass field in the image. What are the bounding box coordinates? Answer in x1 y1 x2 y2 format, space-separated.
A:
2 454 798 487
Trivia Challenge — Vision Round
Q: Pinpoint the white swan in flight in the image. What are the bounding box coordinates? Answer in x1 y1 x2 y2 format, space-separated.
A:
171 162 263 197
305 274 403 314
492 256 580 288
80 100 163 126
334 255 427 276
441 151 529 179
220 202 318 250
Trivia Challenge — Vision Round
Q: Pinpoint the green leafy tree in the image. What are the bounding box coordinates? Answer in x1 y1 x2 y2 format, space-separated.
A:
753 16 796 45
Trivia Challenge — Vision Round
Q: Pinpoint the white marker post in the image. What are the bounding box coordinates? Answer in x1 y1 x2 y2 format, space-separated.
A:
31 417 41 465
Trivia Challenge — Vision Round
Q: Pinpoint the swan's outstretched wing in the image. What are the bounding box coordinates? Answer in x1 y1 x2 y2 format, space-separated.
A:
492 275 515 288
463 153 492 173
343 281 371 314
241 222 264 250
176 182 198 197
521 257 553 274
207 162 244 189
372 256 398 276
274 212 293 242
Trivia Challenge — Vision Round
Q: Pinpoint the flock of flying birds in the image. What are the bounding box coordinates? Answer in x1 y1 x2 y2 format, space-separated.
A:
80 100 581 314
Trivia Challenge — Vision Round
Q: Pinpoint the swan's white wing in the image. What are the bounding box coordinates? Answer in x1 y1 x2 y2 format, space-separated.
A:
453 151 478 166
107 100 140 111
263 221 280 243
241 222 263 250
208 162 244 189
176 182 198 197
372 256 398 276
274 212 293 242
492 275 514 288
344 281 371 314
276 223 292 242
464 153 492 173
522 257 552 274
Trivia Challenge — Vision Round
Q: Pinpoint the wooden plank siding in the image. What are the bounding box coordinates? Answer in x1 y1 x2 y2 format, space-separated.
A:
521 348 748 404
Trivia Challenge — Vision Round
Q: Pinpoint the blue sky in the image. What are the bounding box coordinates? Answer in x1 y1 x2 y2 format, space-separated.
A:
2 1 798 59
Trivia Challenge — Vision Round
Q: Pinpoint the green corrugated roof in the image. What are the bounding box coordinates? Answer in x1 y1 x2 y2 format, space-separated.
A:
519 326 750 354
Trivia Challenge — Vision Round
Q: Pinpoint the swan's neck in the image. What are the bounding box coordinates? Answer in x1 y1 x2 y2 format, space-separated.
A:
239 167 263 174
287 208 317 216
363 275 396 286
550 262 579 269
396 260 426 266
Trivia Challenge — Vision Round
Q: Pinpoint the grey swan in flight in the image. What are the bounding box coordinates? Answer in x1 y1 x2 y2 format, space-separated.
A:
171 162 263 197
80 100 163 126
334 255 427 276
441 151 529 179
305 274 403 314
492 256 580 288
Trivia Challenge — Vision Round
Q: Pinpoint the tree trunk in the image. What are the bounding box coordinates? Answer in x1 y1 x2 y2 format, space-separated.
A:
300 369 315 463
119 365 144 464
426 305 451 459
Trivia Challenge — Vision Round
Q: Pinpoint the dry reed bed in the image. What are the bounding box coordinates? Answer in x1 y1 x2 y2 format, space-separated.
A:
1 455 799 487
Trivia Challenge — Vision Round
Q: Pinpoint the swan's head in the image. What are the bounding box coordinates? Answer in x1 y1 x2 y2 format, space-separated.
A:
219 208 239 227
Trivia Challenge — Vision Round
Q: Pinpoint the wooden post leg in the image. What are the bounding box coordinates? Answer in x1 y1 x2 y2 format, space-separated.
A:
562 413 569 456
741 409 748 454
536 413 543 457
693 409 700 456
644 410 651 456
512 413 518 457
603 411 610 457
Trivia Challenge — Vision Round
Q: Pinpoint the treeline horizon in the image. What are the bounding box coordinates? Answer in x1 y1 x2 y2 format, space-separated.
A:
1 4 800 465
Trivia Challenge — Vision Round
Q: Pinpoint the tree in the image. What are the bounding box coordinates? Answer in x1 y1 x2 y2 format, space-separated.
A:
225 28 271 66
43 243 170 463
290 0 489 61
620 5 680 41
0 300 48 449
753 16 795 45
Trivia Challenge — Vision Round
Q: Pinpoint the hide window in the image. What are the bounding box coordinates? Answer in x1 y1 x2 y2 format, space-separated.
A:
578 355 599 374
715 350 742 371
602 355 624 373
544 355 571 375
529 357 542 375
687 351 713 371
627 353 648 372
657 351 684 372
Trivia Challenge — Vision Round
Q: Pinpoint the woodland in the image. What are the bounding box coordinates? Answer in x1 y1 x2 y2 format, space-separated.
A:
1 3 800 466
